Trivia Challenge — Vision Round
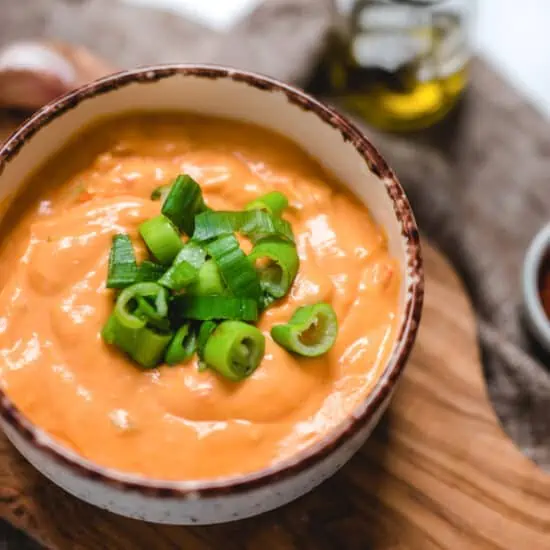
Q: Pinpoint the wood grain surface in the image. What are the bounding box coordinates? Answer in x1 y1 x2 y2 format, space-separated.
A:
1 242 549 549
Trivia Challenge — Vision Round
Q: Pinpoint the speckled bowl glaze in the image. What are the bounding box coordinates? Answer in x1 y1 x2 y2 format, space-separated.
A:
0 65 423 525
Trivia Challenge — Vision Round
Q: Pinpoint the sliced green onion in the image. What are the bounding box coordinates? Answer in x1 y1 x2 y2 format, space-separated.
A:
203 321 265 381
239 210 294 242
108 283 172 367
161 174 207 236
206 234 261 299
193 210 294 243
115 289 146 332
246 191 288 217
173 241 207 270
173 295 258 322
197 320 217 371
132 327 172 369
249 238 299 298
188 260 225 296
135 295 170 332
139 214 183 265
136 261 166 283
114 282 167 331
101 314 118 344
151 184 172 202
158 241 207 291
165 323 196 365
157 241 206 291
158 260 198 291
271 302 338 357
198 320 217 357
102 311 171 369
193 210 236 241
106 234 138 289
154 286 169 317
103 181 303 375
105 317 142 358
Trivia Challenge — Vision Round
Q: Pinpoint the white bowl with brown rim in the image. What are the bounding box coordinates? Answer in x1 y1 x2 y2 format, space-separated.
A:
0 65 423 524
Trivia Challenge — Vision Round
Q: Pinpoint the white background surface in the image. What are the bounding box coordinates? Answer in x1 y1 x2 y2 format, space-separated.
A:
124 0 550 116
475 0 550 116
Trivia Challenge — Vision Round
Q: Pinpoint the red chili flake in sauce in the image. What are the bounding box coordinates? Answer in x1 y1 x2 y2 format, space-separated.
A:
538 254 550 320
77 190 93 203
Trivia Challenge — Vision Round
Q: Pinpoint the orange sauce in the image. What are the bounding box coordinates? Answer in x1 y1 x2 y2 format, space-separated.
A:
0 113 400 480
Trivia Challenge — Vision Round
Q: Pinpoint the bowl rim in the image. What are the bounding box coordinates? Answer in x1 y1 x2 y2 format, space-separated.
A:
523 222 550 351
0 63 424 498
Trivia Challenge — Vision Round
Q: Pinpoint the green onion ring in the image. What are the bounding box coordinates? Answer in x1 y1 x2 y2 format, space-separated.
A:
203 321 265 381
249 237 299 299
270 302 338 357
139 214 183 265
165 323 197 365
245 191 288 217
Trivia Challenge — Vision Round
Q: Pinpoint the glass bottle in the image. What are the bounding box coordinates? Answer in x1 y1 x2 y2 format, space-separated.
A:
327 0 474 131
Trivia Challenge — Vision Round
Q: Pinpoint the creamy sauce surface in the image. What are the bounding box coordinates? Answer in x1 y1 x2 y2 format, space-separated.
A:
0 114 400 479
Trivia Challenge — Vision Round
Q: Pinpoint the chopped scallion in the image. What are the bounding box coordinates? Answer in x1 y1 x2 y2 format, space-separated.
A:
205 234 261 299
246 191 288 217
187 260 225 296
249 237 299 299
165 323 196 365
102 175 324 377
132 327 172 369
197 320 217 371
270 302 338 357
136 260 167 283
106 234 138 289
198 320 217 358
161 174 207 236
139 214 183 265
103 282 172 368
135 294 171 332
193 210 294 243
102 313 171 369
173 241 207 270
101 313 118 345
158 259 198 291
203 321 265 381
173 295 258 322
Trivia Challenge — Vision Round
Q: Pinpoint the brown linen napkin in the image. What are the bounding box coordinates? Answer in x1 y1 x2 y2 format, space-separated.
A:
1 1 549 548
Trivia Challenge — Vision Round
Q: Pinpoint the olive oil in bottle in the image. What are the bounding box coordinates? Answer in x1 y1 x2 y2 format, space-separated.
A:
327 0 472 131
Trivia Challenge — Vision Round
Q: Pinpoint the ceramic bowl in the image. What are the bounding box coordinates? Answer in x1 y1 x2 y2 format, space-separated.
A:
0 65 423 524
523 222 550 352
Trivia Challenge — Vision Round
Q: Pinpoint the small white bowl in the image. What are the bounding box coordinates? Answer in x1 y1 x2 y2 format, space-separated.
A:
523 222 550 352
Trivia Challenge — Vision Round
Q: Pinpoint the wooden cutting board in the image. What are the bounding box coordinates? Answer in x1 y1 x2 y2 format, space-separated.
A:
1 241 549 549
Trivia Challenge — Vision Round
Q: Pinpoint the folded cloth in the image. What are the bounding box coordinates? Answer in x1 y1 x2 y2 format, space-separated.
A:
1 1 550 548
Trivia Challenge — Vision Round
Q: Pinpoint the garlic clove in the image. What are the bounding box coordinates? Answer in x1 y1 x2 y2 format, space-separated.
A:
0 41 113 111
